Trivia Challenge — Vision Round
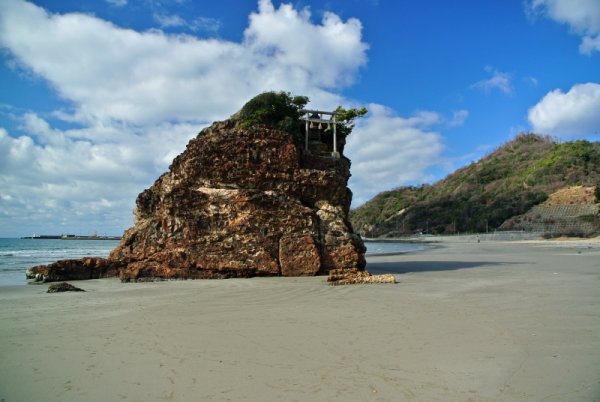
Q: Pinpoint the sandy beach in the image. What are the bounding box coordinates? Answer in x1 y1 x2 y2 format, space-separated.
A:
1 239 599 401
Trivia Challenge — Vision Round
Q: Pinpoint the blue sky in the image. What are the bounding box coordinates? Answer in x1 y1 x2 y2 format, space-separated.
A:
1 0 599 237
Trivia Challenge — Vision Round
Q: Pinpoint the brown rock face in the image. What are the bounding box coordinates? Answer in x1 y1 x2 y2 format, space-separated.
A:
109 121 366 281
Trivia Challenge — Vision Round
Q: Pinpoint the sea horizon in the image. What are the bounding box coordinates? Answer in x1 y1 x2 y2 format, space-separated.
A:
0 238 121 287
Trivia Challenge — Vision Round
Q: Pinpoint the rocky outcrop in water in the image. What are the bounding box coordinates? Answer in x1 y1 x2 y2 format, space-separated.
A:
107 120 366 281
26 257 120 283
26 107 370 283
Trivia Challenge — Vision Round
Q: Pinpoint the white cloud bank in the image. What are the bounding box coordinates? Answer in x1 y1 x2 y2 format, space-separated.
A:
528 0 600 54
0 0 371 236
528 82 600 137
0 120 198 236
0 0 445 235
0 0 367 125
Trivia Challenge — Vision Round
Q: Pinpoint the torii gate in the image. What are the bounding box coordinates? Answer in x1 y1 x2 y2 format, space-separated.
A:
299 109 341 158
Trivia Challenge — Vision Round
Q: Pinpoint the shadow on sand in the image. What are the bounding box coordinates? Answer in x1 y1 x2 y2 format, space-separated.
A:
366 260 513 275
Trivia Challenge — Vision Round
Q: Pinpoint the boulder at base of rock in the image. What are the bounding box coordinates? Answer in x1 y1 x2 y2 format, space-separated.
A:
327 269 396 285
26 258 122 283
47 282 85 293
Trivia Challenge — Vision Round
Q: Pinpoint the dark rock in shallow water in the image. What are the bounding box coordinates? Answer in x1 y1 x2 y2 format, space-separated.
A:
26 257 122 283
47 282 85 293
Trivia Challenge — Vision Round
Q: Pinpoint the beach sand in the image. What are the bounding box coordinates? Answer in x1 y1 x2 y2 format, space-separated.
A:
1 239 599 401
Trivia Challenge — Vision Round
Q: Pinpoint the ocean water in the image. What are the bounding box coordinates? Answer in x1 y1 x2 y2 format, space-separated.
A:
364 241 425 255
0 239 423 286
0 238 120 287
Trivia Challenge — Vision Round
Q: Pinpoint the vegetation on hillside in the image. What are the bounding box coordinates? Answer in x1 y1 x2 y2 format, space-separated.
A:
350 133 600 237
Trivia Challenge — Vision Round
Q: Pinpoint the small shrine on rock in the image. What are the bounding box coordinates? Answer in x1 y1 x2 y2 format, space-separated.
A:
299 109 343 158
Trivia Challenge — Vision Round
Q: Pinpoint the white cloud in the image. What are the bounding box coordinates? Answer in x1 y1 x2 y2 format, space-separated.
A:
528 82 600 137
0 120 199 235
471 67 513 95
345 104 445 206
154 13 221 34
0 0 366 126
524 76 539 87
527 0 600 54
0 0 370 236
153 13 187 28
448 110 469 127
106 0 127 6
245 0 368 90
580 34 600 54
190 16 222 34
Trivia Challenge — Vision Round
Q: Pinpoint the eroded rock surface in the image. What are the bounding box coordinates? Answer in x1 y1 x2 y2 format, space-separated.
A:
25 120 367 283
108 121 366 281
327 269 396 286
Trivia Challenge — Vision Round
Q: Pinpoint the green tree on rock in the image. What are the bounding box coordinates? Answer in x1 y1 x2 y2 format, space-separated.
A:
232 91 367 146
333 106 368 139
234 91 308 137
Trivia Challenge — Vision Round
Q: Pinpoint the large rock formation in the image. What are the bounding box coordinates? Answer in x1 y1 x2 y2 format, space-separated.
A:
107 120 366 281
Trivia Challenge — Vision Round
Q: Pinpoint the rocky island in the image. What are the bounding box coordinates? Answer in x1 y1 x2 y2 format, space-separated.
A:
27 92 393 285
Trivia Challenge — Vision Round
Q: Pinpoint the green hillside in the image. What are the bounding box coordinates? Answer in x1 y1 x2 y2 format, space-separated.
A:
350 134 600 237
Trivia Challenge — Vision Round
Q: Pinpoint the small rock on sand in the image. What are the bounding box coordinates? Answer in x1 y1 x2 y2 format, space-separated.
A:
47 282 85 293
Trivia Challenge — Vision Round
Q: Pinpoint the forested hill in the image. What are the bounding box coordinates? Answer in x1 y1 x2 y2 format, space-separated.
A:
350 134 600 237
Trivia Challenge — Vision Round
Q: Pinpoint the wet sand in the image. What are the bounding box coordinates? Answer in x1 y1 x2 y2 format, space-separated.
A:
1 239 599 401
